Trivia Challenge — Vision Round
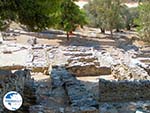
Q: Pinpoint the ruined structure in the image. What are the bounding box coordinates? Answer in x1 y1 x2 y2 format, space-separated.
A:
63 47 111 76
99 79 150 102
51 67 99 113
0 30 150 112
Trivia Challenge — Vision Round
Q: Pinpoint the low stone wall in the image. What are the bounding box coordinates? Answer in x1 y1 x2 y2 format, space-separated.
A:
66 56 111 76
99 79 150 102
0 65 25 70
67 65 111 77
51 67 99 113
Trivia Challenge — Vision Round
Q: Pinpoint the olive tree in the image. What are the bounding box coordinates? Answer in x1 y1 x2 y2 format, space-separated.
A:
136 1 150 42
84 0 124 37
59 0 87 40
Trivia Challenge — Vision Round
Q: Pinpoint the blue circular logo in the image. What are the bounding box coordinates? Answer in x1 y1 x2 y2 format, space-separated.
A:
3 91 23 111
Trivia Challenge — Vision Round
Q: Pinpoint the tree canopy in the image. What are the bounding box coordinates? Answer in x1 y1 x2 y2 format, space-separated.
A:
0 0 86 32
0 0 61 31
136 1 150 42
84 0 124 36
59 0 87 39
0 0 149 42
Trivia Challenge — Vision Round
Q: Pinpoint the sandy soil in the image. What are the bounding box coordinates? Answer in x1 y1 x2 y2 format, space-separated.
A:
77 75 114 83
14 35 64 46
31 72 50 82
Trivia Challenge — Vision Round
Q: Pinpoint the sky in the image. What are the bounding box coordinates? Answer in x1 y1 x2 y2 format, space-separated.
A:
75 0 139 9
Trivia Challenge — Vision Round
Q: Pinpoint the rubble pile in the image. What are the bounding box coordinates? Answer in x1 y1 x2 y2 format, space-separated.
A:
112 64 150 80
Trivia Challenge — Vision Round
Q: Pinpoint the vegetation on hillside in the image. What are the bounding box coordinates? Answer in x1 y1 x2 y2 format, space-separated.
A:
84 0 139 36
0 0 149 42
0 0 86 39
136 1 150 42
0 0 63 31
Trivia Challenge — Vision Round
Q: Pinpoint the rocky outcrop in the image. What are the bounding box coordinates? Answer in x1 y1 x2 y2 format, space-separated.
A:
99 79 150 102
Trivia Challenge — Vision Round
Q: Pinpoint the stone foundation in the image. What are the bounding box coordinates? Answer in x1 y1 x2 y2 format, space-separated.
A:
99 79 150 102
66 55 111 76
67 65 111 77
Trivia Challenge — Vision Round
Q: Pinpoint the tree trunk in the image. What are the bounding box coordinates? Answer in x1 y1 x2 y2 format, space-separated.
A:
126 25 131 30
69 31 73 35
100 28 105 34
110 30 113 38
116 28 120 32
67 32 69 40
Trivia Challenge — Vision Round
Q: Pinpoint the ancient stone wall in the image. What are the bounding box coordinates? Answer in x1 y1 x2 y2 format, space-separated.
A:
99 79 150 102
0 69 34 112
63 47 111 76
51 67 99 113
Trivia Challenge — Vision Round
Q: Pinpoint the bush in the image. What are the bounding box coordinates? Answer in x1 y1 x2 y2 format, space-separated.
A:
136 1 150 42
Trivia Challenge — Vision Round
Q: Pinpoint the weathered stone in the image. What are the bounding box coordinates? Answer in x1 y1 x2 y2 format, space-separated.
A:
0 70 12 80
139 65 150 76
64 52 93 57
26 45 49 73
64 48 112 76
0 69 34 112
50 67 99 113
29 105 60 113
27 37 37 46
80 106 99 113
51 87 68 104
112 64 149 80
95 51 117 67
0 65 25 70
99 67 111 75
99 79 150 102
67 65 111 77
67 56 98 64
99 103 118 113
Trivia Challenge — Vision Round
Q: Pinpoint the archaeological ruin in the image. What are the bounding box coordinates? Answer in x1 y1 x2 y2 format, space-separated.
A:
0 27 150 113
